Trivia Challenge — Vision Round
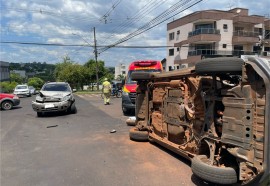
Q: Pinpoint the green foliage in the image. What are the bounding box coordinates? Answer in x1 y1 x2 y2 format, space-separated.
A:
28 77 44 89
10 61 55 82
116 74 125 81
53 57 115 91
10 73 24 84
0 81 17 93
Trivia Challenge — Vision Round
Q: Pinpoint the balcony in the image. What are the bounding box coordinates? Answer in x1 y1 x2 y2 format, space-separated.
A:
188 49 255 57
233 15 264 25
187 28 221 44
188 28 220 37
233 31 260 44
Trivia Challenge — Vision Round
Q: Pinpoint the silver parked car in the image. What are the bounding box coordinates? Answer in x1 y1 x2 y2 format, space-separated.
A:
32 82 76 117
29 86 36 95
13 84 31 97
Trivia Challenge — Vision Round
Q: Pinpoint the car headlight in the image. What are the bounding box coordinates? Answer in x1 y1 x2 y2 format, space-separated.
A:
122 90 129 96
13 95 19 99
61 95 71 102
36 95 43 102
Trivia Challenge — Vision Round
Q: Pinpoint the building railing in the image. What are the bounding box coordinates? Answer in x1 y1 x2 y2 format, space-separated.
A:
233 31 260 37
188 49 256 56
188 28 220 37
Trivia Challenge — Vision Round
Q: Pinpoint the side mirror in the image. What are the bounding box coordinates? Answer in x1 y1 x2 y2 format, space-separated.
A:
72 89 77 92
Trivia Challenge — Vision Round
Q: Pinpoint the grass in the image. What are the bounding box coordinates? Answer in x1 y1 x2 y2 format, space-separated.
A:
75 90 102 94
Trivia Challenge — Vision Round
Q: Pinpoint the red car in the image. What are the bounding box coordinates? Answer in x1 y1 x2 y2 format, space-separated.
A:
0 93 20 110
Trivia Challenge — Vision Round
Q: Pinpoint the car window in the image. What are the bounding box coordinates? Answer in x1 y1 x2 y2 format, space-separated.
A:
16 85 28 89
42 84 70 92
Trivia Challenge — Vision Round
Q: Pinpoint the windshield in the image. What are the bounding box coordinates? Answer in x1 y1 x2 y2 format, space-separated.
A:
16 85 28 89
126 69 161 84
42 84 71 92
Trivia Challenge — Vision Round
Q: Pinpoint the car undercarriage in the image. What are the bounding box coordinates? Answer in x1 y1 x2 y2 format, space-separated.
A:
130 56 270 185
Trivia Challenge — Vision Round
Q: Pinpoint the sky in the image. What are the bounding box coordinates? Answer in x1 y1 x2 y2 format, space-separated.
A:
0 0 269 67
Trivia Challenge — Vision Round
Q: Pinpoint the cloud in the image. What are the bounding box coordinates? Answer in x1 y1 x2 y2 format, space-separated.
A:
1 0 269 67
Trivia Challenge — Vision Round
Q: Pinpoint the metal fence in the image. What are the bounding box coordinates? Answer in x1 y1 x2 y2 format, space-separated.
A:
188 28 220 37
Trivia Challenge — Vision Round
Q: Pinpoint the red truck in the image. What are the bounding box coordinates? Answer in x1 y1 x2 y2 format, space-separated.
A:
121 60 162 115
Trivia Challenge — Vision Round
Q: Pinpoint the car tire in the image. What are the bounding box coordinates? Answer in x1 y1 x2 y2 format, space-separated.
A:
116 91 122 98
191 155 237 185
195 57 244 74
37 112 43 117
131 72 151 81
122 106 130 116
126 118 136 126
129 127 148 142
69 102 77 114
1 100 13 110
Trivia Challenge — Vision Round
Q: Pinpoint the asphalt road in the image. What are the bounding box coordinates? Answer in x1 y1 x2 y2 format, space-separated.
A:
1 94 208 186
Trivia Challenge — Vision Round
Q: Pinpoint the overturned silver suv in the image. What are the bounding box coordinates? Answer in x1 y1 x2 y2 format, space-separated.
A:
129 56 269 185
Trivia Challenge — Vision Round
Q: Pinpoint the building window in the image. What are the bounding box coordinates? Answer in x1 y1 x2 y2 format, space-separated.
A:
177 47 180 51
253 46 260 53
235 27 244 32
265 30 270 39
169 49 174 56
264 47 270 51
254 28 263 35
223 44 227 48
177 30 180 35
223 24 228 32
169 32 175 40
195 24 213 30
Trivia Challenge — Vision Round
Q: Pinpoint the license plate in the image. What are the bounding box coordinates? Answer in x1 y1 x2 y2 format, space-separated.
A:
45 104 54 108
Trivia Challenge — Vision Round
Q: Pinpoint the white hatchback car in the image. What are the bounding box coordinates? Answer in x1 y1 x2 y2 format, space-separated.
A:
13 85 31 97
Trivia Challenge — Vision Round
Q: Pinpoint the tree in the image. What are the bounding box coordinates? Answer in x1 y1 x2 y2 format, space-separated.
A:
28 77 44 89
116 74 125 81
10 72 24 84
0 81 17 93
54 56 89 90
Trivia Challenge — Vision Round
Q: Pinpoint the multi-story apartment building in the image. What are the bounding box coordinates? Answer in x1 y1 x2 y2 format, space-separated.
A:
166 8 270 71
114 63 128 80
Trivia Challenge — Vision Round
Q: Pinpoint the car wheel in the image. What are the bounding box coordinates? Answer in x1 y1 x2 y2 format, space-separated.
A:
1 101 13 110
129 127 148 142
195 57 244 75
122 106 130 115
116 91 122 98
191 155 237 185
69 102 77 114
37 112 43 117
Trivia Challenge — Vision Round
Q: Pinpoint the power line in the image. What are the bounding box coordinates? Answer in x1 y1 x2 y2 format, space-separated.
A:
0 41 177 48
98 0 166 44
97 0 203 54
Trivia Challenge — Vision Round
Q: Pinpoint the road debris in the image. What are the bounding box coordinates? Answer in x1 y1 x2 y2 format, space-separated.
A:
110 129 116 133
47 125 58 128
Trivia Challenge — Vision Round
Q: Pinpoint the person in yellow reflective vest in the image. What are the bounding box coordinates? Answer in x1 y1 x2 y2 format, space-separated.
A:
102 78 111 105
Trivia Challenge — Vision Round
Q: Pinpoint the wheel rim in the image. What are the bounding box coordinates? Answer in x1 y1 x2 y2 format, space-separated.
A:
3 102 12 110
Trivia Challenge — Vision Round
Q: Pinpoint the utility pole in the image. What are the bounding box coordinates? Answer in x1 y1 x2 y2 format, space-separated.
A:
93 27 99 91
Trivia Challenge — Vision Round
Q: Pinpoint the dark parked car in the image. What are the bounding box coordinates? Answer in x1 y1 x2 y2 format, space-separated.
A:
32 82 77 117
0 93 20 110
130 56 270 185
